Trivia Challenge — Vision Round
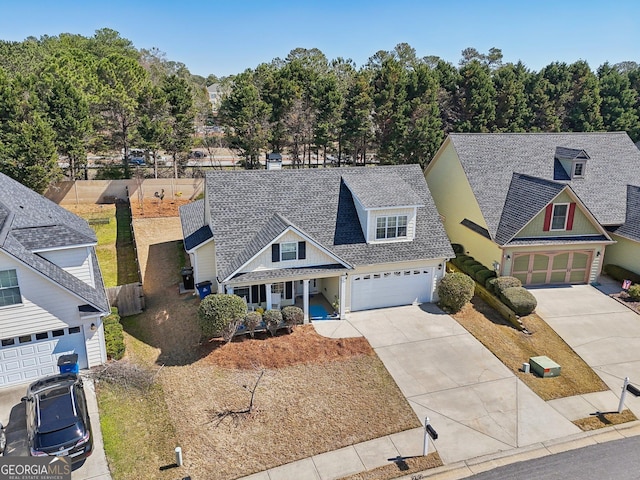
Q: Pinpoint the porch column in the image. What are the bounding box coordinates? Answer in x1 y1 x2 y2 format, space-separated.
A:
339 275 347 319
265 283 272 310
303 279 310 324
226 286 234 295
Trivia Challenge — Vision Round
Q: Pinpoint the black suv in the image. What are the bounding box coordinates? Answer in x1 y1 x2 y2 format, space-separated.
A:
22 373 93 463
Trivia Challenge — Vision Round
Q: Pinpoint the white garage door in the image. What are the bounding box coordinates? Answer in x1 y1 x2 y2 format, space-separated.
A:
0 326 87 387
351 268 434 312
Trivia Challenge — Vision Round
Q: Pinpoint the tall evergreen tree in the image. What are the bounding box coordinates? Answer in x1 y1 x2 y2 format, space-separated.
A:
456 60 496 132
598 63 639 139
492 62 530 132
565 60 603 131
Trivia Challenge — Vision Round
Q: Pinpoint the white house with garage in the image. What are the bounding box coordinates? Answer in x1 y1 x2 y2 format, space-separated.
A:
0 173 110 387
180 165 453 322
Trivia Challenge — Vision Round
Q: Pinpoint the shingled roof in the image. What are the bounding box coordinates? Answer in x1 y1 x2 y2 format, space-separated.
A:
0 173 109 312
198 165 453 282
614 185 640 242
448 132 640 239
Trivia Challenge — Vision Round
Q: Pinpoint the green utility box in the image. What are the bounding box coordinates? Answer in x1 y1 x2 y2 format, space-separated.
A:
529 356 561 378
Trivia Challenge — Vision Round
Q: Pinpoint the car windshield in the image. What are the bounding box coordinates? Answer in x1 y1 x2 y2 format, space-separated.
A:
34 421 84 449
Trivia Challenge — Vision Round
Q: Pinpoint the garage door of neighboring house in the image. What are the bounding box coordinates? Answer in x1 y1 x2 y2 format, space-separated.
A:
511 251 592 285
350 268 433 312
0 327 87 387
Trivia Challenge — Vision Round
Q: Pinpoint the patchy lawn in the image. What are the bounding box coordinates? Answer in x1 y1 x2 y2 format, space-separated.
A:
453 297 609 401
98 217 420 480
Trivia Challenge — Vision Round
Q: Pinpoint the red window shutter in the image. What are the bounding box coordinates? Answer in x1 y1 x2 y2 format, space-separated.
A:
543 204 553 231
566 203 576 230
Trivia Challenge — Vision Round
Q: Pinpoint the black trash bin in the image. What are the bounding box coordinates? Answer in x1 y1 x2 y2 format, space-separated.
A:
181 267 194 290
57 354 79 374
195 281 212 299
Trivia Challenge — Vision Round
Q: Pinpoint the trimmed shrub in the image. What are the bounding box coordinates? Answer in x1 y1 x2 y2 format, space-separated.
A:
263 309 283 336
451 243 465 255
244 311 262 338
451 255 469 269
475 269 497 285
282 306 304 332
604 264 640 284
629 284 640 301
468 264 486 276
198 294 247 339
486 276 498 293
437 272 475 313
104 307 125 360
494 276 522 295
461 260 481 275
500 287 537 316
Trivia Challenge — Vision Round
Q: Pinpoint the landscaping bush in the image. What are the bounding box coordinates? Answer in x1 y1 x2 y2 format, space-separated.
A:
263 309 283 336
604 264 640 284
104 307 125 360
461 259 482 275
198 294 247 340
437 272 475 313
500 287 537 316
486 276 498 293
468 264 486 276
451 243 465 255
281 306 304 332
494 276 522 295
629 284 640 301
451 255 467 269
475 269 497 285
244 311 263 338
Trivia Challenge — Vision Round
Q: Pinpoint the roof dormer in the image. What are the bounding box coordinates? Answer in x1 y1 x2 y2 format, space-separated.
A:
554 147 589 180
341 171 424 243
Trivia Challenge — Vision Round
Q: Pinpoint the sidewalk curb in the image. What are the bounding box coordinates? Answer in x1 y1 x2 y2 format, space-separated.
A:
403 420 640 479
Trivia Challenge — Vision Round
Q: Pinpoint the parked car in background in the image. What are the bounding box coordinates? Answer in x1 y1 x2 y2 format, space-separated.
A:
189 150 207 159
22 374 93 463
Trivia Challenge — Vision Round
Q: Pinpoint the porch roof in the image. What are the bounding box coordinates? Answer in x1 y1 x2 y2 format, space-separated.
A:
226 264 348 285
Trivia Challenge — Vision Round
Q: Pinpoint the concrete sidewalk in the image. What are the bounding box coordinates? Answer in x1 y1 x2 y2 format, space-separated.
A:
242 300 640 480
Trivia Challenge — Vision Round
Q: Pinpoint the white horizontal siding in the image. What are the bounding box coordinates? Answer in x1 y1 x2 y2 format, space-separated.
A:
84 320 106 367
0 253 87 340
194 241 217 285
38 247 94 286
241 230 338 273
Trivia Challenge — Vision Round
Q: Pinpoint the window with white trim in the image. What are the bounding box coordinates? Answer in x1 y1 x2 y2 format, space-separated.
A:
272 283 284 294
281 242 297 261
573 161 585 178
551 204 569 230
375 215 408 240
0 269 21 307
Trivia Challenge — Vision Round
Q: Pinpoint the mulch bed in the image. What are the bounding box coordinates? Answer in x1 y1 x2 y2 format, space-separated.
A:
610 291 640 313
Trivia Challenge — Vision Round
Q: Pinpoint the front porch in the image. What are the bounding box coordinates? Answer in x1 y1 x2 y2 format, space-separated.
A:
225 269 347 323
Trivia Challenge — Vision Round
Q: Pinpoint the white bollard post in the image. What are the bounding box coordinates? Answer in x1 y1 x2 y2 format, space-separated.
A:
618 377 630 414
175 446 183 466
423 417 430 456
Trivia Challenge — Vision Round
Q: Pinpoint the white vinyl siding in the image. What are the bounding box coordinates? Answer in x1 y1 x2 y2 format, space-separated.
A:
84 321 107 367
241 230 338 273
38 247 93 286
193 240 216 286
351 194 369 239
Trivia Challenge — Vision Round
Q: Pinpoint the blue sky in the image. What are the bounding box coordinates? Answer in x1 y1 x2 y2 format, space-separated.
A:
1 0 638 77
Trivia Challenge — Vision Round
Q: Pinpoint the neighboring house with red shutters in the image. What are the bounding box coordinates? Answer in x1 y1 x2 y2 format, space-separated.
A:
425 132 640 286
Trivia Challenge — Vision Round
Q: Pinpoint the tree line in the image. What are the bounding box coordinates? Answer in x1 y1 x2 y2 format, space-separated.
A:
218 44 640 169
0 29 216 192
1 31 639 192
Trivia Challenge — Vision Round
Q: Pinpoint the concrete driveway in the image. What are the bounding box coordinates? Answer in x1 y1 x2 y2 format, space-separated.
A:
531 284 640 414
0 376 111 479
316 304 581 464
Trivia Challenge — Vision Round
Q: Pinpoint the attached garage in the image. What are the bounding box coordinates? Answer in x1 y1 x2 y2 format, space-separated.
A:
0 326 87 387
350 268 434 311
511 251 592 285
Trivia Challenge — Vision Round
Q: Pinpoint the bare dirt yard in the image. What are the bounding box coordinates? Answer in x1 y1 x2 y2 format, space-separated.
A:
98 215 421 480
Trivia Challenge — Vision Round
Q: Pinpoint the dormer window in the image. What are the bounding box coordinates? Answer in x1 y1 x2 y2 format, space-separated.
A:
376 215 408 240
572 161 585 178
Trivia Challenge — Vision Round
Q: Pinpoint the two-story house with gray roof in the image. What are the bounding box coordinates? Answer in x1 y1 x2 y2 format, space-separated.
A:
180 165 454 321
0 173 110 387
425 132 640 285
